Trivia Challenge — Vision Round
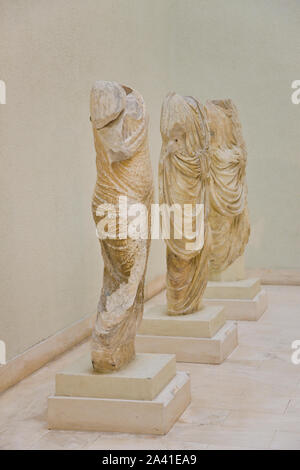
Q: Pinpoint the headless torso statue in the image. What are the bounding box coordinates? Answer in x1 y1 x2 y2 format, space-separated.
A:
90 81 153 372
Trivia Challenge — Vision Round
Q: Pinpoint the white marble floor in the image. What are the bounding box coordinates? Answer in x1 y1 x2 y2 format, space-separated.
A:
1 285 300 450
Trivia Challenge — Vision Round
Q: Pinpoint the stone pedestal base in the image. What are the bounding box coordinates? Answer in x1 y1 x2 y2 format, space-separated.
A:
48 353 191 435
205 278 261 300
136 305 238 364
203 278 267 321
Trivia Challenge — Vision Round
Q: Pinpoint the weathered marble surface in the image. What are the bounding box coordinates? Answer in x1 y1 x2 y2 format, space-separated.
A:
90 81 153 372
206 99 250 278
159 92 210 315
159 94 250 315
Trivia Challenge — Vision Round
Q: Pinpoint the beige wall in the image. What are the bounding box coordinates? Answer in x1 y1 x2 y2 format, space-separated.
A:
166 0 300 271
0 0 299 361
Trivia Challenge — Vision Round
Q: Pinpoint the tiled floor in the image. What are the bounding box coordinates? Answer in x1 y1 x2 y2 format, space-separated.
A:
0 285 300 450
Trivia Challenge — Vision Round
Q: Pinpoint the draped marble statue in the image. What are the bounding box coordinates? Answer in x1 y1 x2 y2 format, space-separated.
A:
159 92 211 315
205 99 250 277
159 94 250 315
90 81 153 372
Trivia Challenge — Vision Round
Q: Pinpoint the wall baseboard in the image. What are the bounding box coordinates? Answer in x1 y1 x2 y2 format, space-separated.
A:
0 275 166 395
246 268 300 286
0 313 97 395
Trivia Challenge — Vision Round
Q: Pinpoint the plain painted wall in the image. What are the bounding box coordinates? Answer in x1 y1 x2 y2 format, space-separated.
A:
0 0 299 360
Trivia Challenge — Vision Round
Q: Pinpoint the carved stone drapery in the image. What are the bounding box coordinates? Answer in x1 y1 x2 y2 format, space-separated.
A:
205 99 250 276
159 93 211 315
160 94 250 315
90 81 153 372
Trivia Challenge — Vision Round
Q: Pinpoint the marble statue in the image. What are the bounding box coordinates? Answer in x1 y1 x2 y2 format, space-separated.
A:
159 92 211 315
159 93 250 314
90 81 153 372
205 99 250 277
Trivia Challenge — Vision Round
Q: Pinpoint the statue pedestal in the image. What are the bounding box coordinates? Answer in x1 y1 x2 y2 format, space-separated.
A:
48 353 191 435
203 278 267 321
136 305 238 364
205 256 267 321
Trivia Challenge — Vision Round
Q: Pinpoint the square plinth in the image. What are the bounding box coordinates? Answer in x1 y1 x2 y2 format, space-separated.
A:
136 321 238 364
204 278 261 300
48 371 191 435
139 304 225 339
204 289 268 321
55 353 176 401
